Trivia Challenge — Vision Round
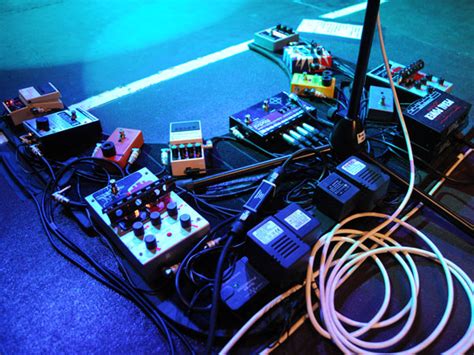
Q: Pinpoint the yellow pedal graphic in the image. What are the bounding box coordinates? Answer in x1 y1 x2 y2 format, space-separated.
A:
290 71 336 98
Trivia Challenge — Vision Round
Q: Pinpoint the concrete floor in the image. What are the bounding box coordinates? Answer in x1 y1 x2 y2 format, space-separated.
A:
0 0 473 353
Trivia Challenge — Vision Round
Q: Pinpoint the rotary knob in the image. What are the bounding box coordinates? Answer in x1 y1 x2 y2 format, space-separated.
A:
180 214 192 229
167 201 178 218
36 116 50 131
101 141 116 157
150 211 161 226
132 221 144 237
144 234 157 251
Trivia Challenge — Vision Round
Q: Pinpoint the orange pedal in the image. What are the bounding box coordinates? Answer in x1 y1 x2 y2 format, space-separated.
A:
94 128 144 168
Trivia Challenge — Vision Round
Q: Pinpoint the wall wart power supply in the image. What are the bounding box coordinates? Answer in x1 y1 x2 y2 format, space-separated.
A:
336 156 390 211
220 257 270 316
314 172 361 221
246 204 320 286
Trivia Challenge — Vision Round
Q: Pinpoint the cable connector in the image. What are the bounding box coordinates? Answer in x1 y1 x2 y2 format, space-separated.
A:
282 133 305 149
161 148 169 165
231 126 245 140
29 144 43 157
205 237 223 249
19 133 34 145
162 263 180 278
204 139 213 150
92 143 101 157
52 185 72 205
288 129 314 148
284 91 299 103
127 148 141 165
302 123 325 139
296 126 320 145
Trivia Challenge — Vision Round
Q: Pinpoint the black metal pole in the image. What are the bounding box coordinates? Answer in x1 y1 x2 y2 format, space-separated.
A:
183 144 331 190
330 0 380 158
347 0 381 120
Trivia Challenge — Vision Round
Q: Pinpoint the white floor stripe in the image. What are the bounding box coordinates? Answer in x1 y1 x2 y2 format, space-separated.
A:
71 40 252 111
320 0 388 19
72 2 388 111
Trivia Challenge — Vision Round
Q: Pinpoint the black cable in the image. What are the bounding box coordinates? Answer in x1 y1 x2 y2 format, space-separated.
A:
368 136 473 184
5 149 196 354
248 42 292 81
286 92 334 129
174 216 236 310
40 156 56 180
204 232 234 354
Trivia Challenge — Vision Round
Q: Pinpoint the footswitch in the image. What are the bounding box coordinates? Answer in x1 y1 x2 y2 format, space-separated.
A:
290 71 336 98
254 24 299 52
85 168 210 283
2 82 64 125
93 127 144 168
366 60 453 102
22 108 101 158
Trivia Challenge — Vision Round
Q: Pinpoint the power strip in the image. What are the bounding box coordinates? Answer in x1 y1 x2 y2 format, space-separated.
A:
85 168 210 283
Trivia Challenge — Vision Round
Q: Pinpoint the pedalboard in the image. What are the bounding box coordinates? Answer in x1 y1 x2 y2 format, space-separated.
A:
93 127 144 168
246 204 320 286
85 168 210 283
168 120 208 177
366 59 453 102
22 108 102 157
254 24 299 52
2 82 64 125
229 92 317 150
283 42 332 74
395 89 471 160
290 71 336 98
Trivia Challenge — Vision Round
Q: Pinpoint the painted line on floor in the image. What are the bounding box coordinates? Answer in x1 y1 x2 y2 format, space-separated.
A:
72 2 387 111
71 40 252 111
320 0 388 19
